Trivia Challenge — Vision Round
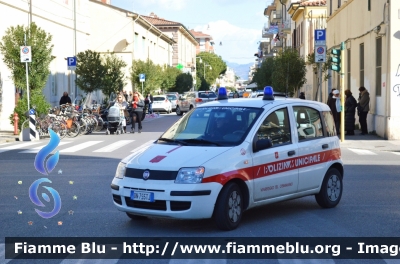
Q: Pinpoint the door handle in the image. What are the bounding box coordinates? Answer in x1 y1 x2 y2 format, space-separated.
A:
322 144 329 149
288 150 296 156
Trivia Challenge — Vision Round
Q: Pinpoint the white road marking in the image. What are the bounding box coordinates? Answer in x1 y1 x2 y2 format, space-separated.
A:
93 140 135 152
19 141 73 153
347 148 377 155
60 141 103 152
130 140 155 152
0 142 41 153
390 152 400 155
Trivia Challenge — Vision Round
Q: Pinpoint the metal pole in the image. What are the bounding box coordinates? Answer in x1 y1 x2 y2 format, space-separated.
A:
74 0 77 101
24 34 30 111
286 61 289 98
141 82 143 95
340 41 346 142
318 63 322 102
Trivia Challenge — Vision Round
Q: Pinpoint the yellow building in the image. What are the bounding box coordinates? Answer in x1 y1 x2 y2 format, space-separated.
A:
327 0 400 139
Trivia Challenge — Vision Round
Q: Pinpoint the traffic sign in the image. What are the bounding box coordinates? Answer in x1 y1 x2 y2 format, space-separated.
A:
67 57 77 70
315 45 326 63
20 46 32 62
139 73 145 82
314 29 326 45
29 109 35 115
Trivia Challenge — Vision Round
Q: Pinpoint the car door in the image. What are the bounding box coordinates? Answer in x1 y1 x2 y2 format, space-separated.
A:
252 106 299 201
292 104 332 192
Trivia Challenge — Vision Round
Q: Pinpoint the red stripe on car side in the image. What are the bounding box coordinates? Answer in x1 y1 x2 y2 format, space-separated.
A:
167 145 183 153
202 148 341 184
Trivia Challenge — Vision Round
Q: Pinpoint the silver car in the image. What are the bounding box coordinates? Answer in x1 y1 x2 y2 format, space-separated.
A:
166 94 178 111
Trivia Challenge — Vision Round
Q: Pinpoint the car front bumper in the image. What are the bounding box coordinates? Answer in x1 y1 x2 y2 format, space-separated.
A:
111 177 222 219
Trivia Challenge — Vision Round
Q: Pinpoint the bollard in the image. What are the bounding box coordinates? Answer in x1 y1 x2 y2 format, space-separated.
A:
13 113 19 135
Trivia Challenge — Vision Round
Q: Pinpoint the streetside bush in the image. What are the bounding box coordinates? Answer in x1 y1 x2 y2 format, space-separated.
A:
9 90 51 131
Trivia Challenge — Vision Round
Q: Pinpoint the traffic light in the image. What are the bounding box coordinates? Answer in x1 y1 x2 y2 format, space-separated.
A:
331 49 341 72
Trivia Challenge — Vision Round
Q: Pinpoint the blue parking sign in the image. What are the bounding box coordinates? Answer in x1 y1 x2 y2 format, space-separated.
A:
67 57 77 70
139 73 145 82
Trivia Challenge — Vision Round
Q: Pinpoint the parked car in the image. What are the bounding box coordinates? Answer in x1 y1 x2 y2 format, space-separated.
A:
166 94 179 111
175 94 191 116
152 95 172 113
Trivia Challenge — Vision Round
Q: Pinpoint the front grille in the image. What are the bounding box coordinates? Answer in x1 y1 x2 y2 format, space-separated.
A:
113 194 122 205
170 201 191 211
125 197 166 211
125 168 177 180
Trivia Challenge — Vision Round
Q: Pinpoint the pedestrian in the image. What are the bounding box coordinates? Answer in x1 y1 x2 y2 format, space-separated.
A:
327 88 336 105
145 93 153 114
128 91 133 103
59 91 72 105
123 90 128 101
299 92 305 99
357 86 370 135
130 92 144 133
344 90 357 135
114 93 128 133
330 89 341 134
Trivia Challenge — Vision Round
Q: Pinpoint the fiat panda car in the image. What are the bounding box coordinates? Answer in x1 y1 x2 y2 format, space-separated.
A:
111 87 343 230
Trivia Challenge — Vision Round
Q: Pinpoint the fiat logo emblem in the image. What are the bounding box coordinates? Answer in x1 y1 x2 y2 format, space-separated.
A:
143 170 150 180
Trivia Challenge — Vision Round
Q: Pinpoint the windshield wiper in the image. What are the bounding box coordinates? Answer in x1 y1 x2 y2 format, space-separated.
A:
180 138 222 146
157 137 188 145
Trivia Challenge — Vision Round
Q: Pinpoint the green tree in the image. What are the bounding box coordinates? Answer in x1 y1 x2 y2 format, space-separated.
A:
130 59 162 95
252 57 274 89
160 65 180 92
75 50 106 93
102 53 127 97
175 73 193 94
0 22 54 92
9 89 51 129
272 47 307 96
196 52 227 89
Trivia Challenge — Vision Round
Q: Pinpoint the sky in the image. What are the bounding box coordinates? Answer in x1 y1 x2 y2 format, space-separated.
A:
110 0 273 65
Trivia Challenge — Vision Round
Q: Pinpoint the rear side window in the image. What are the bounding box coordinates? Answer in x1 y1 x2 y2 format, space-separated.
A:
153 97 165 101
322 111 337 137
293 106 324 141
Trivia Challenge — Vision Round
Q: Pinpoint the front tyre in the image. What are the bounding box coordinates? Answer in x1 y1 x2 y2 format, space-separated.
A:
214 182 243 231
315 168 343 208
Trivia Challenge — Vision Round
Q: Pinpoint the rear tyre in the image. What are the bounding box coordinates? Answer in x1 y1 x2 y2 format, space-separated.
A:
126 212 147 220
176 106 183 116
214 182 243 231
315 168 343 208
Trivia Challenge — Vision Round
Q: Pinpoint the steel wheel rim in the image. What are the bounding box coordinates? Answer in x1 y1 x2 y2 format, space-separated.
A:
327 174 341 201
228 190 241 223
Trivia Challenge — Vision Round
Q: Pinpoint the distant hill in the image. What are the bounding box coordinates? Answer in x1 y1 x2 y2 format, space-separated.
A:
225 62 254 81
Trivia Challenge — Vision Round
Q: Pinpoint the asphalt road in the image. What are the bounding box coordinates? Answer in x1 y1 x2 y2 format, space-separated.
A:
1 113 400 264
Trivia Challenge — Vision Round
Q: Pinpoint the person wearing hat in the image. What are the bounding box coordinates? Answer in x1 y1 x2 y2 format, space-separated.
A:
299 92 305 99
357 86 370 135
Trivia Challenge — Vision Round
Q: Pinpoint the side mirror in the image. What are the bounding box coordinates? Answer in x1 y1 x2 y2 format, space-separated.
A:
253 138 272 153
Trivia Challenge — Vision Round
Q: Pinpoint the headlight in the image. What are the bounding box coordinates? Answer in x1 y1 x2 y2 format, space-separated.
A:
115 162 126 179
175 167 205 184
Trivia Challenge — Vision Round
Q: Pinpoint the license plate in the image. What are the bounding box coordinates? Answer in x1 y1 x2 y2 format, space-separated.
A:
130 191 154 202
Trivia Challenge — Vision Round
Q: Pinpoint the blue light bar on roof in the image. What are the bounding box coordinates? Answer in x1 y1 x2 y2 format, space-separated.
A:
263 86 275 100
217 87 228 100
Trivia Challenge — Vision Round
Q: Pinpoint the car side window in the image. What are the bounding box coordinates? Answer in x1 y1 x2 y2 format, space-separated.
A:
256 108 291 147
293 106 324 141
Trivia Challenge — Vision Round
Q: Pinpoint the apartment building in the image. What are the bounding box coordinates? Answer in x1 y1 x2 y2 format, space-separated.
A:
190 30 214 54
327 0 400 139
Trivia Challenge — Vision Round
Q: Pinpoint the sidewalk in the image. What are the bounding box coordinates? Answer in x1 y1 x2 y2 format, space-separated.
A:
0 131 19 144
339 132 400 152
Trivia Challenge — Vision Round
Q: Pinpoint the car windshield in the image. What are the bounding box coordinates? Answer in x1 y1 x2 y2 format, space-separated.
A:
153 96 166 101
167 95 176 100
158 106 263 146
199 92 217 98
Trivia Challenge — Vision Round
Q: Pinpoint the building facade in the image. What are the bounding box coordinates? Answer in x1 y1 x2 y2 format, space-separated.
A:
142 13 198 74
89 1 174 93
0 0 90 131
189 30 214 54
327 0 400 139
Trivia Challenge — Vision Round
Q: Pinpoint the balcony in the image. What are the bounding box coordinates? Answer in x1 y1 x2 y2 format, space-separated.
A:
271 11 282 23
282 19 291 34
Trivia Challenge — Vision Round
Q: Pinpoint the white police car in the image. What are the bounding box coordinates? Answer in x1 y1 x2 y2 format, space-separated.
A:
111 87 343 230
